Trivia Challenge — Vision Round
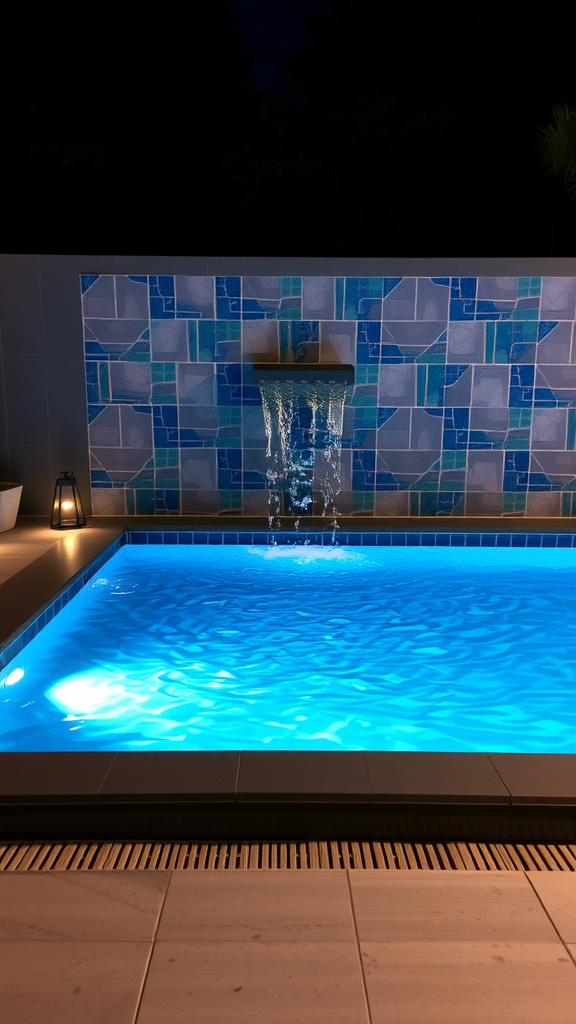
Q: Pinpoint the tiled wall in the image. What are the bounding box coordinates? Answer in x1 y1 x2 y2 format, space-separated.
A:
82 274 576 517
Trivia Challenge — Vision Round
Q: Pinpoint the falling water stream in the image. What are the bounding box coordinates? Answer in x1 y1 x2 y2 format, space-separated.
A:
259 378 349 534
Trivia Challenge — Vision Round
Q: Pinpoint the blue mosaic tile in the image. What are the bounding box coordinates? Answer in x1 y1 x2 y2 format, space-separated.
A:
451 278 477 299
537 321 559 341
81 273 100 293
216 362 243 406
149 276 176 319
383 278 403 296
82 274 576 522
344 278 383 320
216 277 241 320
357 321 381 363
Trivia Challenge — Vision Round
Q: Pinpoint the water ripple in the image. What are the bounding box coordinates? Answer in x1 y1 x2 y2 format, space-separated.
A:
1 545 575 752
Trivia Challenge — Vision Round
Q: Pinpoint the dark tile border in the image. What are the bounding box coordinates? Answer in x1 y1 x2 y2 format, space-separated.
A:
0 526 574 842
125 529 576 548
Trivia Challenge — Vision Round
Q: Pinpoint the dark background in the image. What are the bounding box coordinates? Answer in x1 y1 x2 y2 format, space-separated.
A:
3 0 575 257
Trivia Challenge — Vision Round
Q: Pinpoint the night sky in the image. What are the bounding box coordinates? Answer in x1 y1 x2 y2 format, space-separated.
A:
3 1 576 257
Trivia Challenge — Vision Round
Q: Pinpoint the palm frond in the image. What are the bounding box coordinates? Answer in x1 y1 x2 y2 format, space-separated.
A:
539 103 576 194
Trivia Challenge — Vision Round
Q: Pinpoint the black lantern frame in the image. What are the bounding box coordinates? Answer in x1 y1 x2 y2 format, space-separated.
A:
51 471 86 529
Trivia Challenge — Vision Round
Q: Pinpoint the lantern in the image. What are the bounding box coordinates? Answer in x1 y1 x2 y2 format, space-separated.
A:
51 471 86 529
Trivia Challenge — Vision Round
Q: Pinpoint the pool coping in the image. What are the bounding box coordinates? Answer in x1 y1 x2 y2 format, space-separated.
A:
1 516 575 843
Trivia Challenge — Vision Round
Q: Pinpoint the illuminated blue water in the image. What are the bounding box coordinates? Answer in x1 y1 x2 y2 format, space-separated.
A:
1 544 575 752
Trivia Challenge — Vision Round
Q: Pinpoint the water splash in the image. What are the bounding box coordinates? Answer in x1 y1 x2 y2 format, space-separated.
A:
259 378 348 534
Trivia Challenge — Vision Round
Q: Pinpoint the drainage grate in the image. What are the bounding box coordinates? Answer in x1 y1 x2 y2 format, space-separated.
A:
1 841 575 872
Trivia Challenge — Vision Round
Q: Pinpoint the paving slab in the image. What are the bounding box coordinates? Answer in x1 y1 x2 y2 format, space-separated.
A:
138 939 369 1024
360 940 576 1024
349 871 560 943
0 939 151 1024
527 872 576 943
0 871 168 941
157 870 355 941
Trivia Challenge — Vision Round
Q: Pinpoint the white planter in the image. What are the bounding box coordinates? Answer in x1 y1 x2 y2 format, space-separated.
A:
0 483 23 533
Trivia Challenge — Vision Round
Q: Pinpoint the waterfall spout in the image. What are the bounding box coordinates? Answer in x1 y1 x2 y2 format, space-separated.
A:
253 364 354 533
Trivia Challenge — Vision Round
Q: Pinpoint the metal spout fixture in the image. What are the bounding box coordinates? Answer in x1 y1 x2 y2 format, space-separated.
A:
253 363 354 385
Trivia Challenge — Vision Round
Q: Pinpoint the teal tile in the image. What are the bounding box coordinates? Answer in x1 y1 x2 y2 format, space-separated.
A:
335 278 344 320
417 365 426 406
503 435 529 449
352 491 374 512
219 407 242 427
425 365 444 406
219 489 242 511
277 297 302 319
282 277 301 297
440 474 465 491
562 492 574 516
419 492 438 515
151 362 176 383
503 493 526 513
122 341 150 361
415 344 446 363
99 362 110 401
351 391 377 407
511 307 538 320
155 473 180 489
442 451 466 470
155 449 179 468
508 408 531 428
567 409 576 450
151 385 176 403
485 322 495 363
354 408 378 428
355 365 379 384
188 321 198 361
216 436 241 447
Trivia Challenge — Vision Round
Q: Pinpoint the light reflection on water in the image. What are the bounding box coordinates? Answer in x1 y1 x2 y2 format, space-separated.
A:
1 544 575 752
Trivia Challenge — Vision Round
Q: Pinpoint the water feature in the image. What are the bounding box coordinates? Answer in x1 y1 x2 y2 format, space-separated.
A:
254 364 354 532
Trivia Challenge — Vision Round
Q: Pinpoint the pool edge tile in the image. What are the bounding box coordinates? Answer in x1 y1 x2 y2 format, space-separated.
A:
236 751 371 802
0 752 118 804
98 751 240 803
488 753 576 805
363 752 511 804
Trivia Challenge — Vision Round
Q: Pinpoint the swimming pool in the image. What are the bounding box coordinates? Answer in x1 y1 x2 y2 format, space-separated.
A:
1 533 575 754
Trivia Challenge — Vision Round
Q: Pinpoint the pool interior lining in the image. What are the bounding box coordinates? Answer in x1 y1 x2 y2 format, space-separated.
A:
0 519 574 844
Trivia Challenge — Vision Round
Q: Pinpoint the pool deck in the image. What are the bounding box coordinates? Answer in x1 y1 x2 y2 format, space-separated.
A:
1 515 575 844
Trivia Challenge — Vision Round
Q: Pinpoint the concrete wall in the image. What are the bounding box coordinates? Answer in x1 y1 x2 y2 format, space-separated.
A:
2 255 576 516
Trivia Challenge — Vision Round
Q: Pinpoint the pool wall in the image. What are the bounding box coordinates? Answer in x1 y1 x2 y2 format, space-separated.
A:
0 525 574 844
82 272 576 519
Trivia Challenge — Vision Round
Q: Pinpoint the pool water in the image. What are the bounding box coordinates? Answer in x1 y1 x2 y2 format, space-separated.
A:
1 544 575 753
